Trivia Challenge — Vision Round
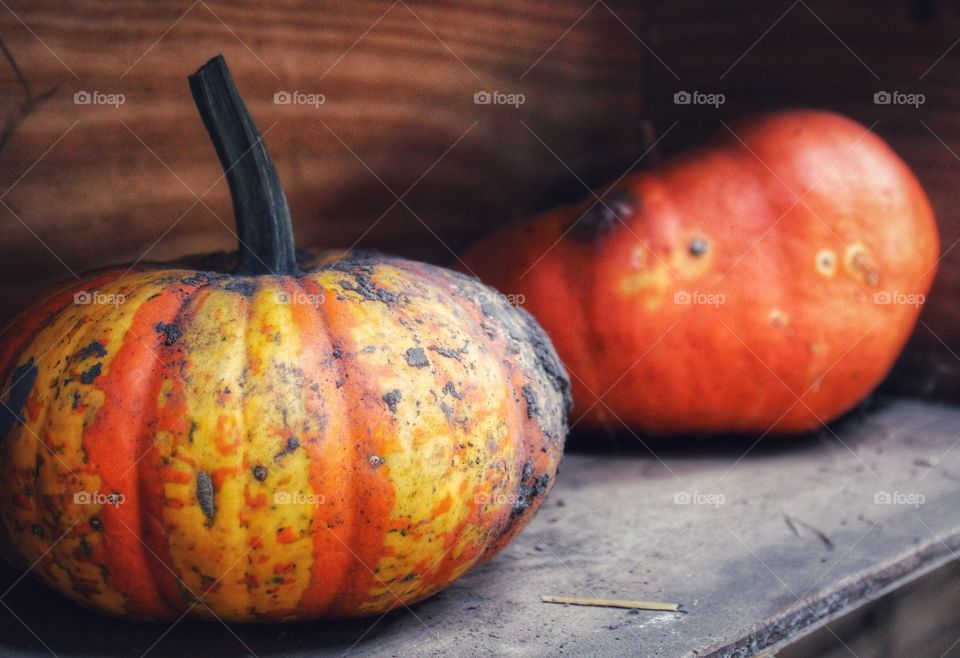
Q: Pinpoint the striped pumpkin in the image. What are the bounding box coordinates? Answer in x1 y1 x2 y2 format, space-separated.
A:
0 57 570 622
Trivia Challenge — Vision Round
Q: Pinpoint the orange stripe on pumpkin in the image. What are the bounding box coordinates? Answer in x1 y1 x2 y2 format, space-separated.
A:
81 283 201 619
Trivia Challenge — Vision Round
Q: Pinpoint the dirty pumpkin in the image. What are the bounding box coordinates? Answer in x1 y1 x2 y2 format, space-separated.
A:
461 110 938 435
0 56 570 621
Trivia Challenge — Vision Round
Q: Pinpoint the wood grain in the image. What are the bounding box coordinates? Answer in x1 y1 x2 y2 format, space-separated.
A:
2 0 959 397
0 0 646 311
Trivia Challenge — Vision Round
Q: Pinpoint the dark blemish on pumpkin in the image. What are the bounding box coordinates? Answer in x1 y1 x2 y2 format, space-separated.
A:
197 471 216 522
517 307 573 416
510 461 551 519
689 237 709 257
429 343 467 361
383 389 402 413
71 390 82 410
521 384 539 419
338 274 399 304
442 381 463 400
187 422 198 444
369 455 385 468
80 363 102 385
332 346 342 359
89 517 103 531
253 465 268 481
32 524 44 537
154 322 182 346
180 272 213 286
223 279 258 296
335 379 345 388
401 572 416 582
439 401 455 425
275 436 300 459
404 347 430 369
0 358 37 437
569 190 634 242
76 341 107 360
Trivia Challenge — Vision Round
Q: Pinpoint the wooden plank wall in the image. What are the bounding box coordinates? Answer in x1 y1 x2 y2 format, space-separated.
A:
1 0 959 398
0 0 646 309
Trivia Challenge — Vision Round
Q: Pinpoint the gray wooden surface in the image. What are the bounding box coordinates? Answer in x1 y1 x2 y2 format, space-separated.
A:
0 397 958 657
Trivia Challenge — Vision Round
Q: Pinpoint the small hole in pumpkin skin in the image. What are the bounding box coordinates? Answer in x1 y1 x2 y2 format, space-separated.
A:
816 249 837 276
689 238 709 257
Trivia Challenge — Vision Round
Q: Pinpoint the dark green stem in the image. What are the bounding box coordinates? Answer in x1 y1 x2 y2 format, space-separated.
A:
189 55 298 276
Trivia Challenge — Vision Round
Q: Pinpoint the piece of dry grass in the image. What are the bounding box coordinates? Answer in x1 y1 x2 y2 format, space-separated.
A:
541 595 680 612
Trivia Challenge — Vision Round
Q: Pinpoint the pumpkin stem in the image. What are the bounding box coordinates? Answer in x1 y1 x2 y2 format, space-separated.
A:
189 55 299 276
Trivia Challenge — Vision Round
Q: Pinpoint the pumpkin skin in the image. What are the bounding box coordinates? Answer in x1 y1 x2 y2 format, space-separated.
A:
461 110 939 435
0 250 569 621
0 56 571 622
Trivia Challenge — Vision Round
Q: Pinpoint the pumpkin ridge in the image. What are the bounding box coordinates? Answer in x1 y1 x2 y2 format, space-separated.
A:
290 273 355 617
77 275 201 618
318 276 397 616
20 276 164 610
378 261 505 593
139 280 217 617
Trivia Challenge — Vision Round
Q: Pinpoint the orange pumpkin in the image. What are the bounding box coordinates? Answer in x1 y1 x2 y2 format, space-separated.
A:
0 56 570 621
462 110 938 435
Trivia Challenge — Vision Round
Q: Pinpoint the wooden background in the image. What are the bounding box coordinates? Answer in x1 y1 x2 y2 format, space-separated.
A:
0 0 958 398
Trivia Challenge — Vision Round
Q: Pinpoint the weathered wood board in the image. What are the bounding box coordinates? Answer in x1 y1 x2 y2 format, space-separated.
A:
0 0 645 314
0 397 958 657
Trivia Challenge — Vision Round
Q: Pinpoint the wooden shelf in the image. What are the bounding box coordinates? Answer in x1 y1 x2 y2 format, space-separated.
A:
1 397 959 656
